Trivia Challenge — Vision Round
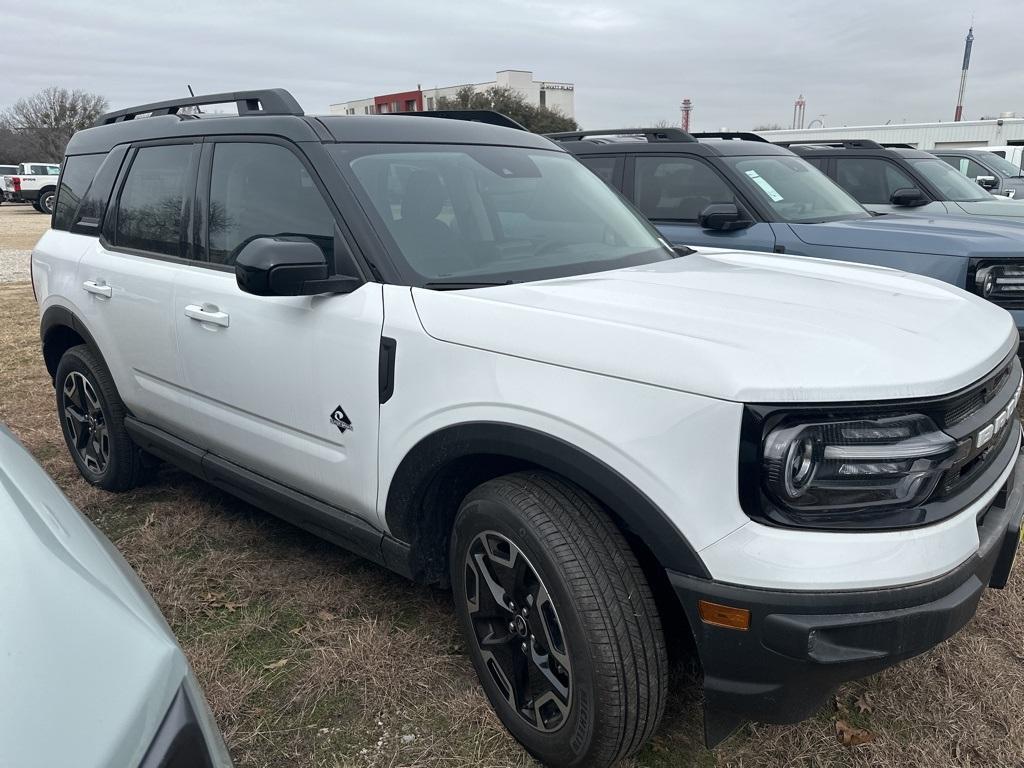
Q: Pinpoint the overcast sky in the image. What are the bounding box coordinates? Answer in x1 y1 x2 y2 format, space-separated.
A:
3 0 1018 131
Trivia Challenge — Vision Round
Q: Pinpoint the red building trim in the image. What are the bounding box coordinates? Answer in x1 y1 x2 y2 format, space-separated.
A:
374 90 423 114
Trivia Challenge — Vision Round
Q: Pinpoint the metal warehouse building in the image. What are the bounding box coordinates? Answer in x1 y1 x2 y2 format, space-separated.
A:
760 116 1024 150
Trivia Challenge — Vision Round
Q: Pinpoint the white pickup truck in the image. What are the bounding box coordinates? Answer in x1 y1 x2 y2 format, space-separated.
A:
1 161 60 214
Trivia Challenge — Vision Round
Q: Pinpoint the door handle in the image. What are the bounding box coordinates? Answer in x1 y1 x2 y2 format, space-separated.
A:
184 303 230 328
82 280 112 298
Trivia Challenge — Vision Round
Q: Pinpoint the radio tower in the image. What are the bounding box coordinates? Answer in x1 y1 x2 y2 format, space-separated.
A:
792 95 806 129
680 99 692 132
954 26 974 121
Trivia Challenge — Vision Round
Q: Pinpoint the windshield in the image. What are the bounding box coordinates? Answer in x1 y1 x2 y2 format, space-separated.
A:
979 152 1024 177
331 144 672 284
909 158 992 201
722 155 870 223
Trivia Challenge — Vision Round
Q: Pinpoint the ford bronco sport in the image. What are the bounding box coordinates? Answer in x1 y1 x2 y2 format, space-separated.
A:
33 90 1024 767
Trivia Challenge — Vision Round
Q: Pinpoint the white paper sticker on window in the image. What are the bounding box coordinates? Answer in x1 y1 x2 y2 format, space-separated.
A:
745 169 784 202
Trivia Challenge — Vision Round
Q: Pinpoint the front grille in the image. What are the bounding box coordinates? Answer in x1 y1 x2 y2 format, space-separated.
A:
938 359 1014 429
938 419 1014 499
968 260 1024 310
930 355 1021 503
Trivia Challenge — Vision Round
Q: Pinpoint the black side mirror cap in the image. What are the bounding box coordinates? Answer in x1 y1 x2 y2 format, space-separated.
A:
699 203 753 231
976 175 999 190
889 187 930 207
235 237 361 296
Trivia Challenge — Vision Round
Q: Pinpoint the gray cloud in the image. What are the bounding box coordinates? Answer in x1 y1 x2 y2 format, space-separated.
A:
2 0 1018 130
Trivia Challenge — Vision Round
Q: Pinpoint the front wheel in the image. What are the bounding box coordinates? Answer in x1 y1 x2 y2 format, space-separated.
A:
450 471 667 768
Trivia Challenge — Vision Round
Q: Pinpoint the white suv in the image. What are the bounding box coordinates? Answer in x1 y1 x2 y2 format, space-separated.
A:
32 89 1024 768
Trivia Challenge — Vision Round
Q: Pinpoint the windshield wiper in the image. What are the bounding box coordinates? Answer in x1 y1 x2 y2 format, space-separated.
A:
423 279 515 290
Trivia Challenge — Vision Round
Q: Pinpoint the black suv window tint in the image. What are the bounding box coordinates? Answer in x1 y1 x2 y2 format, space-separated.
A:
633 157 735 221
802 157 827 171
208 143 334 265
834 158 916 204
53 154 104 231
940 155 990 181
579 156 619 187
114 145 193 256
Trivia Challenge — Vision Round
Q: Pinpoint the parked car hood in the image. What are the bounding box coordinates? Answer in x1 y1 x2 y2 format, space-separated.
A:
788 213 1024 257
951 196 1024 217
0 427 201 767
412 248 1016 403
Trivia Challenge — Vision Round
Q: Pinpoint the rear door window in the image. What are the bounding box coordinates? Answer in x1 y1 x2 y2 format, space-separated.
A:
53 154 104 231
113 144 195 257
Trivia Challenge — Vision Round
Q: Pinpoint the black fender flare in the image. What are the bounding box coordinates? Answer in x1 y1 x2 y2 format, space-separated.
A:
385 421 710 578
40 305 101 380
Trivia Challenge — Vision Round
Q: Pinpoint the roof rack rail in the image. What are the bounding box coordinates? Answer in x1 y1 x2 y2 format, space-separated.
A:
774 139 883 149
396 110 527 131
544 128 697 143
690 131 769 143
881 142 916 149
94 88 303 126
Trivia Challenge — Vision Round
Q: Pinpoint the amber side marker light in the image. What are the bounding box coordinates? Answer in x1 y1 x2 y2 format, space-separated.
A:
698 600 751 631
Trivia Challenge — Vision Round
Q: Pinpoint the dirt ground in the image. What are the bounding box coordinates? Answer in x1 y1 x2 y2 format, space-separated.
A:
2 204 1024 767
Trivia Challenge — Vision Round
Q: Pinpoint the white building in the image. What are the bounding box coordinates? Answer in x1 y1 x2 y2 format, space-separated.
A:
759 115 1024 150
330 70 575 119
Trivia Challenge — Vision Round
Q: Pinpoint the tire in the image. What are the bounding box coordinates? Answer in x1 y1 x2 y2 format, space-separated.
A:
37 189 55 215
55 344 149 491
31 200 42 212
450 471 667 768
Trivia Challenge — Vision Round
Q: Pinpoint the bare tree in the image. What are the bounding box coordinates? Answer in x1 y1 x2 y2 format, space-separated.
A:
751 123 783 131
1 87 108 161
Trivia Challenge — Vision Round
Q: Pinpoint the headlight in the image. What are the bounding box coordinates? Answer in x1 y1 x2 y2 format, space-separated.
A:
761 414 959 516
972 262 1024 305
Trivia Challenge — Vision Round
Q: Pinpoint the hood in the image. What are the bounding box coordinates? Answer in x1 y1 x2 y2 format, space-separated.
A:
788 213 1024 257
951 196 1024 217
412 249 1016 403
0 428 189 768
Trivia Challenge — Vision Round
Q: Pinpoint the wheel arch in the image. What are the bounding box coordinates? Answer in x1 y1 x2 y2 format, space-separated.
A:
384 421 710 585
40 305 101 383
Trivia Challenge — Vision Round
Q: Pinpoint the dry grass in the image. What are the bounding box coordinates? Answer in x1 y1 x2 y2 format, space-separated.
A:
0 203 50 250
2 250 1024 766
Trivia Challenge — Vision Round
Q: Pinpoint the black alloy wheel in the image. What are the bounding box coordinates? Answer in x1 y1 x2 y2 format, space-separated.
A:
463 529 573 733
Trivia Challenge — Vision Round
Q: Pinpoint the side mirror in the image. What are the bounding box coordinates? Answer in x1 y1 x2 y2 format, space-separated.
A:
889 187 930 207
698 203 753 231
975 175 999 191
234 237 360 296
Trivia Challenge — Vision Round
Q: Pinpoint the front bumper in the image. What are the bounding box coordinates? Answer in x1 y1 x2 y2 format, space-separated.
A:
670 453 1024 747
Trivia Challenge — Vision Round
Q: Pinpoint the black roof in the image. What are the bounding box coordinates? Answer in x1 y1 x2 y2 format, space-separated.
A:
66 88 559 156
786 143 933 159
556 135 792 158
928 147 998 156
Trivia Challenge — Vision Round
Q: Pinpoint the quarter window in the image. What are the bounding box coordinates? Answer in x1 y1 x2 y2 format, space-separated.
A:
53 154 104 231
633 157 736 220
834 158 917 204
579 156 620 188
114 144 194 256
207 143 335 265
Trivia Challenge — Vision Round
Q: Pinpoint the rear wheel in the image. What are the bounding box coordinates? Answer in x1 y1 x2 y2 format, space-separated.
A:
450 471 667 768
55 345 149 491
37 189 55 215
